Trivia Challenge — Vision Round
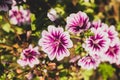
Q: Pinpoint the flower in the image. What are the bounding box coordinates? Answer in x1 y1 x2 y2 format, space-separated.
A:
83 29 110 55
9 6 31 25
91 22 118 46
17 45 40 68
47 8 58 22
102 42 120 64
0 0 13 11
66 11 90 34
102 25 119 46
91 20 102 29
78 54 101 69
39 25 73 61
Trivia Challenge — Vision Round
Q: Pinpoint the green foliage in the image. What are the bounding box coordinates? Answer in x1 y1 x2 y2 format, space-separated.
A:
59 69 69 79
75 42 84 54
98 63 115 80
117 22 120 32
2 23 11 33
0 74 6 80
82 69 93 80
31 13 36 31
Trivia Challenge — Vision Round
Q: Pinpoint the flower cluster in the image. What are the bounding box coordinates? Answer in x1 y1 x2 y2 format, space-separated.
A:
65 11 120 69
80 20 120 69
16 9 120 69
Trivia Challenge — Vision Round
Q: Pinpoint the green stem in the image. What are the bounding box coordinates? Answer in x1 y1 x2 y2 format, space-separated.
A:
70 35 81 40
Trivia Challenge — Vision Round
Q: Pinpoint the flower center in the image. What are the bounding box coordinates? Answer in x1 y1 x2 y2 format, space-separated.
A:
54 39 61 46
109 47 115 53
86 58 91 62
24 50 36 59
17 12 22 19
93 40 99 44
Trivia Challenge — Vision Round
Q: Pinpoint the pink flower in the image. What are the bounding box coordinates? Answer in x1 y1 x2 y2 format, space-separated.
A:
39 25 73 61
102 42 120 64
66 11 90 34
9 6 31 25
91 20 102 29
92 22 119 46
102 25 119 46
17 45 40 68
78 54 101 69
83 29 110 55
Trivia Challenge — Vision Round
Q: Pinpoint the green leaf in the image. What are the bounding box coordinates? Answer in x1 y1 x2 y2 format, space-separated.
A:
15 27 23 34
84 8 94 14
60 76 67 80
2 23 11 33
81 2 96 8
0 74 6 80
31 13 36 31
117 22 120 31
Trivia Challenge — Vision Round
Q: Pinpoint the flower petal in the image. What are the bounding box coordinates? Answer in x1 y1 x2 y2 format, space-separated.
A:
56 44 70 61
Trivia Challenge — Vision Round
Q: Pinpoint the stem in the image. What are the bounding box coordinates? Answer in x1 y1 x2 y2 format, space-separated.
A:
3 13 21 41
0 43 13 49
70 35 81 40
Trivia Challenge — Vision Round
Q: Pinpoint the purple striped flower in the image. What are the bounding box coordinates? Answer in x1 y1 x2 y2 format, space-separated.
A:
9 6 31 25
102 42 120 64
0 0 13 11
38 25 73 61
78 54 101 69
66 11 90 34
17 45 40 68
83 29 110 55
